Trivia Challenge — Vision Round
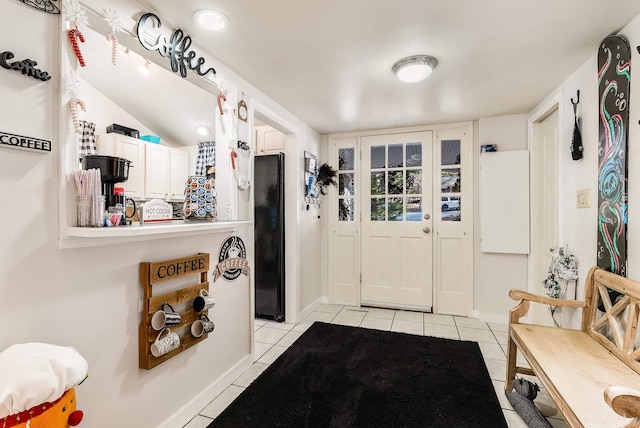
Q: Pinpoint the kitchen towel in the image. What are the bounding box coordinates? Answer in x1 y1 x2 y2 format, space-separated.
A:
195 141 216 176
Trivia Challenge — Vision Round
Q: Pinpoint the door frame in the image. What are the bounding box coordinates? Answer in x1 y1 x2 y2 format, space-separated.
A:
327 123 474 315
251 100 300 324
527 92 564 304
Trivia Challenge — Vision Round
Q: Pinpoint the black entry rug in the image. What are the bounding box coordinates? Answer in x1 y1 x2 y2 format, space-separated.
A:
209 322 507 428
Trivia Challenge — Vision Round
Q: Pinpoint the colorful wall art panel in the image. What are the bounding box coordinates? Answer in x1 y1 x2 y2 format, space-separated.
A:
597 35 631 277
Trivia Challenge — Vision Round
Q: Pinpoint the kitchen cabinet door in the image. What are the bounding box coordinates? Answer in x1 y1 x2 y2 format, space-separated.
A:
145 143 170 200
169 148 189 201
255 125 284 154
96 134 145 199
119 138 145 199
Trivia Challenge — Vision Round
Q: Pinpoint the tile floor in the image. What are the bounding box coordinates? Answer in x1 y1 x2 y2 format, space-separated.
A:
182 305 568 428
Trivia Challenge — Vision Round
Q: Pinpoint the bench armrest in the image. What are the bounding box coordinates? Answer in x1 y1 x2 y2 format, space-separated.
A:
605 386 640 423
509 289 585 308
507 289 585 324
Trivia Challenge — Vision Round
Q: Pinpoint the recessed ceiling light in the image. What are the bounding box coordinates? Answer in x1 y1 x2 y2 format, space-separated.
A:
392 55 438 83
197 125 211 136
193 10 229 31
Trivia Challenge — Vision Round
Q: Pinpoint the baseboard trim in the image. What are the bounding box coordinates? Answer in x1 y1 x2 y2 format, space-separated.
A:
476 312 509 325
160 353 253 428
298 297 324 321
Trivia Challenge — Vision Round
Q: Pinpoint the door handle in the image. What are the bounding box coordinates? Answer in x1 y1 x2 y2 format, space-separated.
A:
423 227 431 234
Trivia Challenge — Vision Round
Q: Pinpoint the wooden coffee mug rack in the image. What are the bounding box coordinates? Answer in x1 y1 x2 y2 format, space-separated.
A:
139 253 211 370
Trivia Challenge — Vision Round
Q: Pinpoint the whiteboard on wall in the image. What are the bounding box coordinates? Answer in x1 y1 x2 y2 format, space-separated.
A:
480 150 530 254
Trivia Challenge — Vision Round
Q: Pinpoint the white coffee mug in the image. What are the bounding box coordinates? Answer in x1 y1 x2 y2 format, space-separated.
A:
193 289 215 312
191 314 215 338
150 328 180 357
151 303 181 331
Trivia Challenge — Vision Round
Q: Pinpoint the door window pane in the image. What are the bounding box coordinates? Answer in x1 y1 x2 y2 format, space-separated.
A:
388 144 403 168
371 198 386 221
407 169 422 194
339 198 354 221
442 140 461 165
387 171 404 195
388 197 403 221
370 171 385 195
339 173 354 196
406 142 422 167
338 148 354 170
406 197 422 221
441 169 461 193
371 145 385 169
441 196 461 222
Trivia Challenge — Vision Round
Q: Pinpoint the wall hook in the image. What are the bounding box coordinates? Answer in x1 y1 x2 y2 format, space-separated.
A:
571 90 580 116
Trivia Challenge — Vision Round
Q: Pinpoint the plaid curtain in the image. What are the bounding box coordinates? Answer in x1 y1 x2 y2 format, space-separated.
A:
195 141 215 176
79 120 96 158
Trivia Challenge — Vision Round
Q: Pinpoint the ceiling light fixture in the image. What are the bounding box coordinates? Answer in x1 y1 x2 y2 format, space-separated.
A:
193 10 229 31
196 125 211 136
392 55 438 83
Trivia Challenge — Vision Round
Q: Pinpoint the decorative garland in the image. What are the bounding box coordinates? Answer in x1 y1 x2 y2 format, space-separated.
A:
67 28 86 67
64 72 87 134
64 0 89 67
104 8 123 66
67 97 87 134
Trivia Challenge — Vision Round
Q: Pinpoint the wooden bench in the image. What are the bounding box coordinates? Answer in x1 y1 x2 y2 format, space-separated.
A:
506 266 640 428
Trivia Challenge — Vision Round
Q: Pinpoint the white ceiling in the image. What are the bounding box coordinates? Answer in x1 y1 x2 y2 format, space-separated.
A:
85 1 640 136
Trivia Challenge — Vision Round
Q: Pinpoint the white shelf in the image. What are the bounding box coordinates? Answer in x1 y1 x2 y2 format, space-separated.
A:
60 220 252 249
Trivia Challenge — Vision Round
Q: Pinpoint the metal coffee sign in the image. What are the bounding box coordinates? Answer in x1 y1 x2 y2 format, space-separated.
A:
0 131 51 153
1 51 51 81
214 236 250 281
136 13 216 79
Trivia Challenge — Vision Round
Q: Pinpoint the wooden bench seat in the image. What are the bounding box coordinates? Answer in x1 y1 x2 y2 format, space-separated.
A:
507 266 640 428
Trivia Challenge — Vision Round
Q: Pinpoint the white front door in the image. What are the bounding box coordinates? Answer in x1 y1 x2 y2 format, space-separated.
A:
360 132 434 310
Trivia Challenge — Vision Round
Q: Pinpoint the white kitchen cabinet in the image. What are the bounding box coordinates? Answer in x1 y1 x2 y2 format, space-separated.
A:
96 134 145 199
169 148 189 201
145 143 170 200
255 125 284 154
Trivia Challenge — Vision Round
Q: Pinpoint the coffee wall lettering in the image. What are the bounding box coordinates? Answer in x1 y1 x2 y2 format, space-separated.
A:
14 0 60 14
0 51 51 81
136 13 217 79
0 131 51 153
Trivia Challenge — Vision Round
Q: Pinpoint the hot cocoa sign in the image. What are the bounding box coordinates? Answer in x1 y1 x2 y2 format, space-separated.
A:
214 236 249 281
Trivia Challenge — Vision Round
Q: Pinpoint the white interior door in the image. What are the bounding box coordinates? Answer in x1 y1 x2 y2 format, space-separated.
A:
361 132 433 310
531 109 559 325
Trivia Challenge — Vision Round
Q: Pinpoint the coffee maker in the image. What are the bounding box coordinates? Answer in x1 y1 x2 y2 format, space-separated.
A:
81 155 133 224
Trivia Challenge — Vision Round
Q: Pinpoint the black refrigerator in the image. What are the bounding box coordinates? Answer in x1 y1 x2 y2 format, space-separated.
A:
254 154 285 322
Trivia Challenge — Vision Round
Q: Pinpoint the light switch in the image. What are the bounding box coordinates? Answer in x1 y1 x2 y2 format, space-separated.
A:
577 189 591 208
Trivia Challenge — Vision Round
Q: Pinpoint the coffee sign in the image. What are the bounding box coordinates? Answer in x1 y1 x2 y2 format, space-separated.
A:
214 236 250 281
136 13 216 79
0 130 51 153
1 51 51 81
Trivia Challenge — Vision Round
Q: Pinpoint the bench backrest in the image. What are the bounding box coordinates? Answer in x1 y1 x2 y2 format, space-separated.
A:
583 266 640 376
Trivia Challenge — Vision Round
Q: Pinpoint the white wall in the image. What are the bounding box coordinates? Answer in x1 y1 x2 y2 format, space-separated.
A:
0 1 323 427
474 115 529 322
538 14 640 324
474 13 640 324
